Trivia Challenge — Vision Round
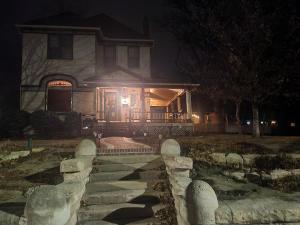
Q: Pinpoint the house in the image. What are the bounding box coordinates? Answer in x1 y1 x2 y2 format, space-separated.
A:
17 12 199 136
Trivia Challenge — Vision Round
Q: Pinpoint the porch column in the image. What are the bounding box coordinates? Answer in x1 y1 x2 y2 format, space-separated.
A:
186 90 192 121
141 88 145 122
177 96 181 112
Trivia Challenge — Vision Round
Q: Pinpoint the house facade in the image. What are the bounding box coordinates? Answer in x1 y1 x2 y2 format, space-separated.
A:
18 13 199 136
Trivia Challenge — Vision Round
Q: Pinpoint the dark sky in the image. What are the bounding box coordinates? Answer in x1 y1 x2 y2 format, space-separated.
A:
0 0 179 108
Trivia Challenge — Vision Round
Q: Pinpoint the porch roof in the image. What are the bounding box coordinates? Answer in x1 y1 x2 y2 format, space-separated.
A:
83 67 200 89
83 79 199 88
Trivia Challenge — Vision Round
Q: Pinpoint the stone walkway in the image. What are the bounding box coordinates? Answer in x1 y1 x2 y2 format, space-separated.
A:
99 137 158 155
77 154 168 225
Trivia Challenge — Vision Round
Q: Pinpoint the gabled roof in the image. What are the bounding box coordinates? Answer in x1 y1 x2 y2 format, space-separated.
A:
21 12 149 40
84 65 150 83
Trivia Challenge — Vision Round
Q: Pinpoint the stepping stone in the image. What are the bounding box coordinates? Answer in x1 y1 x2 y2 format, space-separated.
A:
94 155 161 165
90 170 165 182
83 189 163 205
77 203 164 221
77 216 161 225
93 162 163 172
86 180 166 193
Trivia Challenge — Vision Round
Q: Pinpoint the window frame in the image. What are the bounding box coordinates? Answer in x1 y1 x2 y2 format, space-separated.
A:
103 45 117 68
47 34 74 60
128 46 140 68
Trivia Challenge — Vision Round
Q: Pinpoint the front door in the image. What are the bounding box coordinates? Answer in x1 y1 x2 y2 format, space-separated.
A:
104 92 119 121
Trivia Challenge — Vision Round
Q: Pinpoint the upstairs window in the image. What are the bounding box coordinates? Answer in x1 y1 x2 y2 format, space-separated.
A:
128 46 140 68
47 34 73 59
104 46 116 68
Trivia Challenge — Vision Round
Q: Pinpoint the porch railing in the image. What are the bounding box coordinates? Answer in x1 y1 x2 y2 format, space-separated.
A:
96 111 191 123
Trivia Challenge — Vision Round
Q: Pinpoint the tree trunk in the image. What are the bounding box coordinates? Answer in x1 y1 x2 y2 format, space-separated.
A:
235 100 242 135
252 103 260 137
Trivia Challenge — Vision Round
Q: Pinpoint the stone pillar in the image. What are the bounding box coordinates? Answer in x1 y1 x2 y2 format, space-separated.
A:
187 180 218 225
186 90 192 121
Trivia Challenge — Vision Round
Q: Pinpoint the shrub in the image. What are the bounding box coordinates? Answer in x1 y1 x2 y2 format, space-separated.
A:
30 111 81 138
0 110 30 138
255 154 300 171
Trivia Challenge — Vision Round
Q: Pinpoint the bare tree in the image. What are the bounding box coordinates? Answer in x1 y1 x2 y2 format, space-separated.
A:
164 0 300 137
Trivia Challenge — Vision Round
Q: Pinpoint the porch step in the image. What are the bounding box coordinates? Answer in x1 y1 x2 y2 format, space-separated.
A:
90 170 166 182
77 203 165 222
78 154 168 224
83 189 163 205
86 180 166 193
77 216 161 225
93 162 164 172
103 123 130 137
93 155 161 165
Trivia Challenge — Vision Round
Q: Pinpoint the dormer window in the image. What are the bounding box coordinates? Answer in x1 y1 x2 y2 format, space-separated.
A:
104 46 116 68
47 34 73 59
128 46 140 68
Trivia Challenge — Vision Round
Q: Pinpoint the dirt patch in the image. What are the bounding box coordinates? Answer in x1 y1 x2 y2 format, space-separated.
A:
0 149 73 196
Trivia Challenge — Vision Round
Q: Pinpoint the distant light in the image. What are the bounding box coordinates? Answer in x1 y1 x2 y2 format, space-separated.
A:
271 120 277 125
82 126 89 130
291 122 296 127
260 121 264 125
246 121 251 125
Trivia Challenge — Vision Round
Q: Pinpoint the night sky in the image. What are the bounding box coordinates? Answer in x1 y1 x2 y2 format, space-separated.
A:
0 0 179 108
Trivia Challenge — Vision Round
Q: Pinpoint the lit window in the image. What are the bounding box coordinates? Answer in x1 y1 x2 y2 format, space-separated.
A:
48 80 72 87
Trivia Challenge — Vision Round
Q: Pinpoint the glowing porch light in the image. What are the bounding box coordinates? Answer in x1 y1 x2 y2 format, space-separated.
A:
271 120 277 125
192 113 200 119
121 96 130 105
246 121 251 125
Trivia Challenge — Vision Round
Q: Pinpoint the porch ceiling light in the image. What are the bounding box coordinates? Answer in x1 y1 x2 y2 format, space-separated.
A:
121 96 130 105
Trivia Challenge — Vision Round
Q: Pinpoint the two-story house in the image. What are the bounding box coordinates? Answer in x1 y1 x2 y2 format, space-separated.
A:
17 12 199 136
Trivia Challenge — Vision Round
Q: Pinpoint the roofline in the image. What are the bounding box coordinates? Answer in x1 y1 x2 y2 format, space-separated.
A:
16 24 154 43
83 81 200 88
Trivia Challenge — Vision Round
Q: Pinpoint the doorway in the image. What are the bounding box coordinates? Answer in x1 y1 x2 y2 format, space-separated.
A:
104 92 119 121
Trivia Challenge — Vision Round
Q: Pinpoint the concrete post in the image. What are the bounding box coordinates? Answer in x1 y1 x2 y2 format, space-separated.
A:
25 185 70 225
187 180 218 225
186 90 192 121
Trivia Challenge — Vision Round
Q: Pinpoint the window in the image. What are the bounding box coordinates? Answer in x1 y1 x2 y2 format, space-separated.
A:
47 34 73 59
128 46 140 68
104 46 116 67
47 80 72 112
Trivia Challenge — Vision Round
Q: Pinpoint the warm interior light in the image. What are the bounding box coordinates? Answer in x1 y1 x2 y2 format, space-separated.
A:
48 80 72 87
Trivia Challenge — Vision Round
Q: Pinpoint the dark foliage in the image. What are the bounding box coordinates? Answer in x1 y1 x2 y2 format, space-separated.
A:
255 154 300 171
30 111 81 138
0 110 30 138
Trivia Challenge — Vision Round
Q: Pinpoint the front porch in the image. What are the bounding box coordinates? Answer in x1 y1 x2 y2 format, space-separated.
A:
95 87 195 123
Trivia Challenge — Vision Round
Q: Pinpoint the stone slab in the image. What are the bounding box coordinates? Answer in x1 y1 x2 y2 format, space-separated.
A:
60 157 93 173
